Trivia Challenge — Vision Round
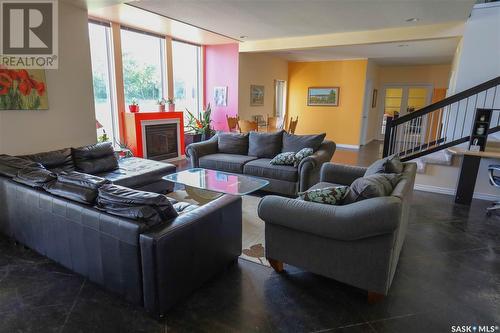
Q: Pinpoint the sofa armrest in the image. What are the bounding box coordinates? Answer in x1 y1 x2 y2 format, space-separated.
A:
320 163 366 185
258 195 401 241
297 140 336 192
140 194 242 317
185 135 219 167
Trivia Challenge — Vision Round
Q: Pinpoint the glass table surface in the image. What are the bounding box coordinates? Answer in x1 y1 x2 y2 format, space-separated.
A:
163 168 269 195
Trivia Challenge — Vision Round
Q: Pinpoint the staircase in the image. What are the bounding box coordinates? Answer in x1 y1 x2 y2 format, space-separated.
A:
383 76 500 162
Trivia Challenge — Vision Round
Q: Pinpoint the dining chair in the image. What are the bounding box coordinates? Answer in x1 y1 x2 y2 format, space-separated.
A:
238 120 258 133
287 116 299 134
226 115 240 132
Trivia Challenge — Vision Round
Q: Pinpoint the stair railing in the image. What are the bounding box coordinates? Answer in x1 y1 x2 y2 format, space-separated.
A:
383 76 500 161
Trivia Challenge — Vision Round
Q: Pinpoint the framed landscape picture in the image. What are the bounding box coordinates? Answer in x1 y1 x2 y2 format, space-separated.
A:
0 69 48 110
250 85 264 106
307 87 339 106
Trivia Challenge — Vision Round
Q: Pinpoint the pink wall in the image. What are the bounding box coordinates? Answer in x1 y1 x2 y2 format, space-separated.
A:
204 43 239 132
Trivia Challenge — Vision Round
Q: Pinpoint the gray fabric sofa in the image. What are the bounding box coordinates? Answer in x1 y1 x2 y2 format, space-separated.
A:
186 131 336 196
258 161 417 298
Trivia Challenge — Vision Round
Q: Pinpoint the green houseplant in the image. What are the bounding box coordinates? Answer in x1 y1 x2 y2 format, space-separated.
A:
185 103 215 143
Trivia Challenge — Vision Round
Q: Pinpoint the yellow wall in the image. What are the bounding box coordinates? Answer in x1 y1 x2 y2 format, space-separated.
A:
287 60 368 146
239 53 288 121
378 64 451 88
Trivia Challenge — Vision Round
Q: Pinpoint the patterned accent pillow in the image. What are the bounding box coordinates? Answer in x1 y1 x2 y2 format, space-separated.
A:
298 186 350 205
294 148 314 167
270 152 297 166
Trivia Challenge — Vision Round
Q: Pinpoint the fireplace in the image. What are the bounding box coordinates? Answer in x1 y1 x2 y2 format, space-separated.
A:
143 122 179 161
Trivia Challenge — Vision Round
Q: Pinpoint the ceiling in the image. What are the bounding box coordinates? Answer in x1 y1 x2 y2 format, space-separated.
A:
130 0 475 41
271 37 460 65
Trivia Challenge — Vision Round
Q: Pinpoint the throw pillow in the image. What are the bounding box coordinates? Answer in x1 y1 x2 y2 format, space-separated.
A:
96 184 178 226
217 132 249 155
71 142 119 174
248 130 284 158
22 148 75 173
294 148 314 167
298 186 350 205
43 172 109 205
0 154 41 178
270 152 296 166
282 132 326 153
364 155 403 176
13 166 56 188
343 173 401 204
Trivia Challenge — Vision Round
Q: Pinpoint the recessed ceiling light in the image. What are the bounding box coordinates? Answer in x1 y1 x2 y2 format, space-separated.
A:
398 44 409 47
240 35 248 39
405 18 420 22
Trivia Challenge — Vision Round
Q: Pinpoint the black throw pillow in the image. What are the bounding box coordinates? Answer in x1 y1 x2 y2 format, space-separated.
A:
96 184 178 226
72 142 119 174
248 130 284 158
282 132 326 153
0 154 41 178
44 171 109 205
13 166 56 188
218 132 249 155
343 173 401 204
22 148 75 173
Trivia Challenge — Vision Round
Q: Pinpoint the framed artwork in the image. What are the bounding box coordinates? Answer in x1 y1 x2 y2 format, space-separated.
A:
250 85 264 106
0 69 48 110
372 89 378 108
307 87 339 106
214 86 227 107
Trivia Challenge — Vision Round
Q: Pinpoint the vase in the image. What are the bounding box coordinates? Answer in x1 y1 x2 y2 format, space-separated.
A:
159 104 166 112
168 104 175 112
184 133 203 146
129 105 139 113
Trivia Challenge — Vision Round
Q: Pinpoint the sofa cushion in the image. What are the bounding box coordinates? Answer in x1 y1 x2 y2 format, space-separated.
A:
22 148 74 173
72 142 119 174
343 173 401 204
96 184 178 226
282 132 326 153
365 155 403 176
44 171 109 205
97 157 176 189
294 148 314 167
243 158 298 182
307 181 344 191
173 202 199 214
13 166 56 188
270 152 296 166
248 131 284 158
218 132 249 155
298 186 349 205
0 155 41 178
199 154 257 173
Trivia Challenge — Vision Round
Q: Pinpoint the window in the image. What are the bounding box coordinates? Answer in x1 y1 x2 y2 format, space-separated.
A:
121 29 166 111
88 21 118 143
172 40 202 116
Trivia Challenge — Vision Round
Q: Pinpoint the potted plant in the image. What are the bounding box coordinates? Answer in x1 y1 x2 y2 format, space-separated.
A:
185 103 215 144
157 98 166 112
129 99 139 113
167 98 175 112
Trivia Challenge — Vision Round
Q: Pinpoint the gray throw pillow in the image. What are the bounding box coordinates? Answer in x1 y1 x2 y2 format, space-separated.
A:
299 186 349 205
270 152 296 166
248 130 284 158
364 155 403 176
218 132 249 155
343 173 401 204
294 148 314 167
282 132 326 153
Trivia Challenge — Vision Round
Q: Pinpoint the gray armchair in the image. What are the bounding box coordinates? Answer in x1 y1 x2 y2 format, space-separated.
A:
258 162 417 300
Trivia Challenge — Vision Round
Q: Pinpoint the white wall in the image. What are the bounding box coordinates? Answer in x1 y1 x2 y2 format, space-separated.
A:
0 2 96 155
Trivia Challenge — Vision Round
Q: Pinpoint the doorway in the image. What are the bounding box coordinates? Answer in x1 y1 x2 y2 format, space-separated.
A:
275 80 287 129
378 85 433 142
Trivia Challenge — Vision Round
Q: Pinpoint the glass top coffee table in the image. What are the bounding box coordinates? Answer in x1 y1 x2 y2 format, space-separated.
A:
164 168 269 203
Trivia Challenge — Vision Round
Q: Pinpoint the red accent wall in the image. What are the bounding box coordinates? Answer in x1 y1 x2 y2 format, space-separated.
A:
204 43 239 132
124 111 185 158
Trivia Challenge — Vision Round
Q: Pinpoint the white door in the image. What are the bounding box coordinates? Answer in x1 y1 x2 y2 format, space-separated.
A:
359 79 373 145
275 80 287 129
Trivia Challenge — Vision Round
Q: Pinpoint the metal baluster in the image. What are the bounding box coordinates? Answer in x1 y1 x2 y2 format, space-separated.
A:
471 94 479 135
435 106 443 146
452 100 461 141
460 97 470 138
492 85 497 109
443 103 451 144
483 89 488 108
427 111 435 149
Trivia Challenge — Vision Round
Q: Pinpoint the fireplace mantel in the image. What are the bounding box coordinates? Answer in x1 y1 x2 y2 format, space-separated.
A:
124 112 185 160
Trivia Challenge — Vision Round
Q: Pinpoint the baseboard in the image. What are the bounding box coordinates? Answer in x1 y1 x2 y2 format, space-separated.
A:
414 184 499 201
336 144 360 150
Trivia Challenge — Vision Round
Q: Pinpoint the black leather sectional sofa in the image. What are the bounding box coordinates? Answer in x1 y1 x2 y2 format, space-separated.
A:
0 142 242 317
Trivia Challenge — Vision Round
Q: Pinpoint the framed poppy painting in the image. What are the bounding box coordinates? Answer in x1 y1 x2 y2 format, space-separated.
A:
0 69 49 110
